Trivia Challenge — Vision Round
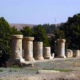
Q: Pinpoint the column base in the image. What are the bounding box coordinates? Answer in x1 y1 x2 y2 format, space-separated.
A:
73 54 76 57
25 58 35 61
44 56 53 59
51 53 55 59
56 55 66 58
20 58 25 62
6 58 25 67
34 57 44 60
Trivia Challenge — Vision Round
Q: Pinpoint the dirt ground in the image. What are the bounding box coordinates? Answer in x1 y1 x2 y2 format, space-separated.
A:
0 57 80 80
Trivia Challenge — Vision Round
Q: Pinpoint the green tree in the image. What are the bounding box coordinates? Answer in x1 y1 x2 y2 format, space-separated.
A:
34 25 50 47
50 29 65 56
32 24 56 34
0 17 12 67
59 13 80 49
11 26 21 34
53 29 65 39
50 13 80 54
0 17 21 67
20 26 33 37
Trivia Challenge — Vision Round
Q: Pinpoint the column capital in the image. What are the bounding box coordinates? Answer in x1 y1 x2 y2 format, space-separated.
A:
11 35 23 39
23 37 34 41
56 39 66 43
34 42 43 44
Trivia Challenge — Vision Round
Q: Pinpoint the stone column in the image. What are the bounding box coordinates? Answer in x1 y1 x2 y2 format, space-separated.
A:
65 49 73 58
79 50 80 57
56 39 66 58
43 47 52 59
23 37 34 61
33 42 44 60
51 53 55 59
73 50 80 57
6 35 25 66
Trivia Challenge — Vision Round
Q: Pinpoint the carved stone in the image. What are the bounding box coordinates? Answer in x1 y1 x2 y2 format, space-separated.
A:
56 39 66 58
65 49 73 58
51 53 55 59
33 42 44 60
43 47 52 59
23 37 34 61
73 50 80 57
6 35 25 66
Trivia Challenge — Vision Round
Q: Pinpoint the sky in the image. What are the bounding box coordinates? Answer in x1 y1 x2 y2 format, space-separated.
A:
0 0 80 25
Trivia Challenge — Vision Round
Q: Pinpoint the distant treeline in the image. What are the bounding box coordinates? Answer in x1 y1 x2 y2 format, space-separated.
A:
32 23 64 34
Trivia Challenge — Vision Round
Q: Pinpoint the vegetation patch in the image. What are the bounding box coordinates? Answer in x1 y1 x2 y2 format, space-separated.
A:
9 69 12 72
25 68 38 71
77 59 80 60
0 69 3 72
9 69 18 72
65 59 68 61
8 65 25 69
43 67 73 72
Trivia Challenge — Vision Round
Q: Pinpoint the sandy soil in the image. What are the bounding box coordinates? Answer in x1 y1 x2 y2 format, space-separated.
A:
0 57 80 80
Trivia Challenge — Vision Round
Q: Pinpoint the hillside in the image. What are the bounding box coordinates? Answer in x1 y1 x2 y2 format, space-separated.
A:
10 24 36 30
9 23 63 30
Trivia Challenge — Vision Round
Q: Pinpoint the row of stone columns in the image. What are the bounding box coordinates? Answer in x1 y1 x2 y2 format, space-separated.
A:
9 35 67 61
7 35 69 66
23 37 52 60
6 35 54 66
65 49 80 58
56 39 80 58
6 35 80 66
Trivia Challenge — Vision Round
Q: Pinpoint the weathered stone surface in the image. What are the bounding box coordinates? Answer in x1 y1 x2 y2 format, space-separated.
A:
6 60 34 67
6 35 25 67
23 37 34 61
37 70 60 74
56 39 66 58
33 42 44 60
26 77 37 80
65 49 73 58
79 50 80 57
43 47 52 59
51 53 55 59
73 50 80 57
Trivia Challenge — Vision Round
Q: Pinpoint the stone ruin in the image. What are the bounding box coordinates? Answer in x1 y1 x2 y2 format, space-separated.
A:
6 35 80 66
65 49 73 58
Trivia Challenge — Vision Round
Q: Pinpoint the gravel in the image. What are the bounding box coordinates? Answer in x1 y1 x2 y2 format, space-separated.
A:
0 57 80 80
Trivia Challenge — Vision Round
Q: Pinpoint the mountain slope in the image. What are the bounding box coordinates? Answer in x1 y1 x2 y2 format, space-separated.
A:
10 24 36 30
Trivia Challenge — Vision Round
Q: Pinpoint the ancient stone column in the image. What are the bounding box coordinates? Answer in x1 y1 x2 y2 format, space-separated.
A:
22 49 24 58
51 53 55 59
56 39 66 58
65 49 73 58
73 50 80 57
23 37 34 61
43 47 52 59
6 35 25 66
79 50 80 57
33 42 44 60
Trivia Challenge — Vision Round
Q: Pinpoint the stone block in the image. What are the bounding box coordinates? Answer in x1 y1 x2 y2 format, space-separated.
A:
65 49 73 58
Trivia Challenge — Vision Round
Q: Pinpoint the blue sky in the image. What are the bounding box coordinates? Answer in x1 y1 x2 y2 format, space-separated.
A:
0 0 80 24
